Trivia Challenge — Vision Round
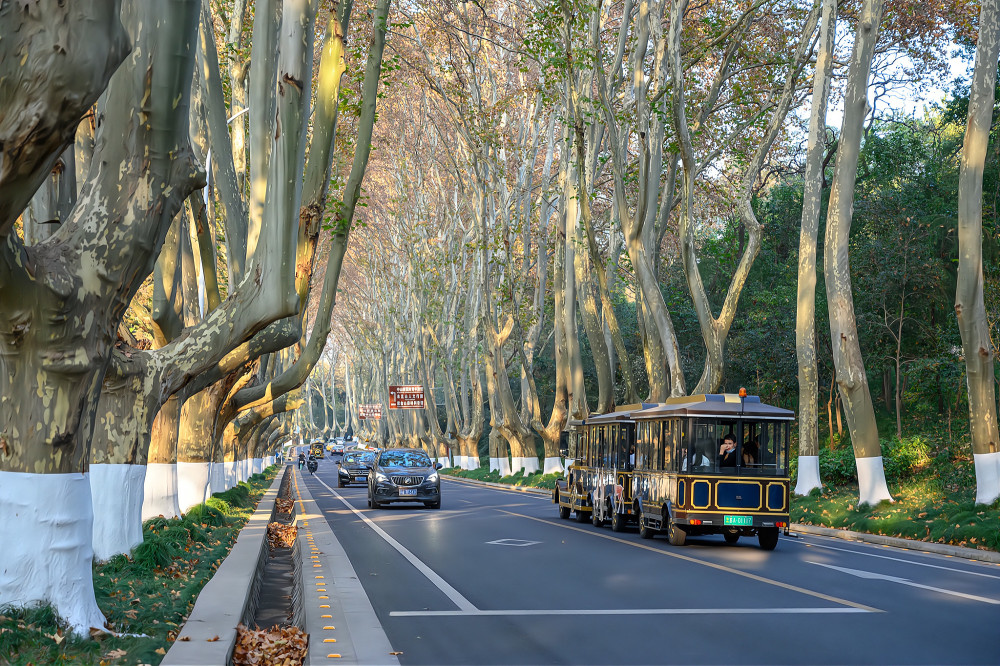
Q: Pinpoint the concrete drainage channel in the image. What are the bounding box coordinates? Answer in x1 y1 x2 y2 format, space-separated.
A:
163 464 398 665
162 466 304 665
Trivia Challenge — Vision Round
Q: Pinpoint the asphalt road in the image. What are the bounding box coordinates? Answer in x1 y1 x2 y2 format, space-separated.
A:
301 457 1000 665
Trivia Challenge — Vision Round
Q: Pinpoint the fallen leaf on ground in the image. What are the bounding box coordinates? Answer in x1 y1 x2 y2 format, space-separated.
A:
105 648 128 658
276 497 295 514
155 647 166 655
233 623 308 665
267 522 298 549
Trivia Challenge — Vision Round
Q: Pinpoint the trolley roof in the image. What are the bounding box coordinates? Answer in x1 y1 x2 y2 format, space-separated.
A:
583 403 659 424
631 394 794 421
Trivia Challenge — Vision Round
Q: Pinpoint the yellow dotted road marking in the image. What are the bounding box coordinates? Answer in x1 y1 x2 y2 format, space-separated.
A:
327 654 341 658
324 638 337 643
316 576 324 579
321 615 332 619
320 604 330 608
323 626 336 630
319 595 329 599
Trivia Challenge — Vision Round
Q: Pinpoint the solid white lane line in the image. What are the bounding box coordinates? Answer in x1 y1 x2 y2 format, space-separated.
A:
808 562 1000 605
311 475 479 612
389 607 872 617
797 538 1000 580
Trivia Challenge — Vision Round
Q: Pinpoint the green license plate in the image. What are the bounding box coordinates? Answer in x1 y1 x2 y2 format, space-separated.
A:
724 515 753 526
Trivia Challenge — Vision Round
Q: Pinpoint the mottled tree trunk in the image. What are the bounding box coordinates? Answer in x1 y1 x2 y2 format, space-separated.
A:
957 0 1000 505
823 0 892 505
794 0 836 496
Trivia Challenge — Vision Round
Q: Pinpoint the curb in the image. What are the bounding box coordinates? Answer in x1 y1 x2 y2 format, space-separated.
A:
443 473 1000 565
292 466 399 666
789 522 1000 565
163 467 284 665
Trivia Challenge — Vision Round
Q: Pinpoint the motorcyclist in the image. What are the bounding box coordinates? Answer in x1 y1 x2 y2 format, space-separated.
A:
307 453 318 474
298 452 306 470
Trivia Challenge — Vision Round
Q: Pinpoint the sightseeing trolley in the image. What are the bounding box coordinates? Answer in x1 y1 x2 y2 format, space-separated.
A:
553 404 655 530
554 393 794 550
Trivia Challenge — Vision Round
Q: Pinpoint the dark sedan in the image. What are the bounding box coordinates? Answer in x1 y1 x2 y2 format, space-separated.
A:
367 449 443 509
337 451 374 487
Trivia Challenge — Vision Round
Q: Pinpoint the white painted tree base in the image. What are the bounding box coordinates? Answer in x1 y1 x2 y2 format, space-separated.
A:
510 456 540 476
793 456 822 496
178 462 211 512
224 461 237 489
856 456 894 505
542 457 564 475
90 464 146 561
974 451 1000 505
436 456 451 468
142 463 181 520
209 462 226 496
489 456 512 477
252 458 263 476
0 471 107 635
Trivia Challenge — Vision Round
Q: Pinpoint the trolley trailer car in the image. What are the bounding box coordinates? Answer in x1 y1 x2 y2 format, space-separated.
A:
554 393 794 550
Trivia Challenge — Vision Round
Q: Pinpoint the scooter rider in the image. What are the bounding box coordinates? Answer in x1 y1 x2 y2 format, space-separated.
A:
298 452 306 470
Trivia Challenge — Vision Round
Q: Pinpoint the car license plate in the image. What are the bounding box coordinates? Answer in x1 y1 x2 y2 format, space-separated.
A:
724 515 753 526
400 488 417 496
353 476 365 481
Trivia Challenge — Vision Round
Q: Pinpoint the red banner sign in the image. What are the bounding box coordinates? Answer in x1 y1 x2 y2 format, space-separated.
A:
388 385 425 409
358 403 382 420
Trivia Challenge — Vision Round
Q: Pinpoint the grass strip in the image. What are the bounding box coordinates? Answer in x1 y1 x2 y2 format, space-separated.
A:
442 459 560 490
0 466 279 666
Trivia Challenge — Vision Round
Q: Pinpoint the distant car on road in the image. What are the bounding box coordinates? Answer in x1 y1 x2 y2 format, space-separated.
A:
337 451 374 487
367 448 443 510
330 441 345 454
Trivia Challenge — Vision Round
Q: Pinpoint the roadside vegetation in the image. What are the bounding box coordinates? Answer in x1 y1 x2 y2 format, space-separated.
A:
0 467 278 666
443 463 560 491
791 414 1000 552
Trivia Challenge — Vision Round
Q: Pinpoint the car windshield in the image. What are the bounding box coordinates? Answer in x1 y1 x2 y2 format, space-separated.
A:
378 451 432 468
344 453 372 465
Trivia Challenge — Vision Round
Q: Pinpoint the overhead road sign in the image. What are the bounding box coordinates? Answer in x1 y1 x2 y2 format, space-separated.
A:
359 404 382 420
389 385 425 409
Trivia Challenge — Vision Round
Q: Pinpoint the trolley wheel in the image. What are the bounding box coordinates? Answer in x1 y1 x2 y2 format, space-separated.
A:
558 499 571 519
724 531 740 544
667 521 687 546
638 515 655 540
591 501 604 527
611 505 626 532
758 527 779 551
575 507 589 523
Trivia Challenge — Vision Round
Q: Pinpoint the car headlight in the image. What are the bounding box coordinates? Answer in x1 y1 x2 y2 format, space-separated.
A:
426 471 439 483
375 472 389 483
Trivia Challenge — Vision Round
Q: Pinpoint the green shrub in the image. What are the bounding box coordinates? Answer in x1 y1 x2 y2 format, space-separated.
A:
881 435 931 483
131 534 175 571
184 502 228 526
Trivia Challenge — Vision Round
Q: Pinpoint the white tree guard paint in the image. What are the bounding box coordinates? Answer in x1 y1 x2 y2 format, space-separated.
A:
498 457 511 477
542 457 564 475
0 472 107 635
208 462 226 496
436 456 451 468
177 462 212 512
974 451 1000 505
142 463 181 520
510 456 540 476
90 464 146 562
855 456 894 505
252 458 262 475
793 456 822 496
464 456 480 470
224 461 237 489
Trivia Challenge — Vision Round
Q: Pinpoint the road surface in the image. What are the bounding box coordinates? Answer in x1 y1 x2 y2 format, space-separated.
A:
300 458 1000 665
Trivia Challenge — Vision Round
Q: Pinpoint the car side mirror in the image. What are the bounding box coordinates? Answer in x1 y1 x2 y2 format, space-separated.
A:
435 463 443 470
